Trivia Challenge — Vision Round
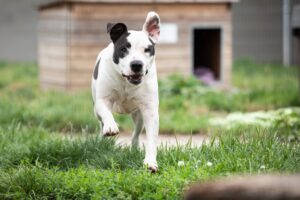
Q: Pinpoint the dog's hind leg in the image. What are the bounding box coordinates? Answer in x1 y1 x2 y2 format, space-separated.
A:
131 110 144 148
94 107 104 134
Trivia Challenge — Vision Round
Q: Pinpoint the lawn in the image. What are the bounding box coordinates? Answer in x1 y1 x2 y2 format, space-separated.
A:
0 61 299 199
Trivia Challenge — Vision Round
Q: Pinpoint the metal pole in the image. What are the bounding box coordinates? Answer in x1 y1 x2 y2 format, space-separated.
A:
283 0 291 67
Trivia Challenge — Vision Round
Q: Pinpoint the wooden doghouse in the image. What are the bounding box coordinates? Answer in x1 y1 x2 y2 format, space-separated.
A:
38 0 237 91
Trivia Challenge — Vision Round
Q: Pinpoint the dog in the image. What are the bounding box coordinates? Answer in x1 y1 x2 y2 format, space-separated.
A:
91 12 160 172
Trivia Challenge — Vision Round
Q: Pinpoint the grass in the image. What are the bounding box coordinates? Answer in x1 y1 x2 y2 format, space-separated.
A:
0 124 299 199
0 61 300 199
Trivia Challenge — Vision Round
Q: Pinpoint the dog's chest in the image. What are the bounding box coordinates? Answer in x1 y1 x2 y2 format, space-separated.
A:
111 86 141 114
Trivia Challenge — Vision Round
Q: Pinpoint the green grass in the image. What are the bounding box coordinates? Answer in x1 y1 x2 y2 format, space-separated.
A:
0 60 299 134
0 124 299 199
0 61 299 199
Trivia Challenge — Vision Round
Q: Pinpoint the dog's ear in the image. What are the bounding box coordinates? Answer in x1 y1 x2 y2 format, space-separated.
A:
107 23 128 43
143 11 160 43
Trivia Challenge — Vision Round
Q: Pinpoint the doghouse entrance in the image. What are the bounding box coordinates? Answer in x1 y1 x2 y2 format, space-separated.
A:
193 28 221 85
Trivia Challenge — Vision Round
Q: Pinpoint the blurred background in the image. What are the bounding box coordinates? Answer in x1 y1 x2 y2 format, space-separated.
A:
1 0 300 90
0 0 299 135
0 0 299 65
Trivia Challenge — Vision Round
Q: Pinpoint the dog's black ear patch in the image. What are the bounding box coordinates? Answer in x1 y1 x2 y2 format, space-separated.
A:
93 58 100 80
107 23 131 64
107 23 128 43
113 33 131 64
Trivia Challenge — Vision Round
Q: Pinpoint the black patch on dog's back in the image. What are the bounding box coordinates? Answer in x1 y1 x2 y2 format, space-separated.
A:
93 59 100 80
113 33 131 64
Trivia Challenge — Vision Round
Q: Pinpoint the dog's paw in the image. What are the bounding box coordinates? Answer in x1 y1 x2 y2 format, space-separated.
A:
144 160 158 173
102 121 119 136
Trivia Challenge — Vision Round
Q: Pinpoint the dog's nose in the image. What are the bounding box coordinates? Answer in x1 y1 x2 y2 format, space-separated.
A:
130 60 143 73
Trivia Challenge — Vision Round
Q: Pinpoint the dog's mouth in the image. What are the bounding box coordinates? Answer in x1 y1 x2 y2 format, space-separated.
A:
122 74 143 85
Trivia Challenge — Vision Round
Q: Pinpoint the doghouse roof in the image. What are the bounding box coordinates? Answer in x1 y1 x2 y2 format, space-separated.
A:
39 0 238 10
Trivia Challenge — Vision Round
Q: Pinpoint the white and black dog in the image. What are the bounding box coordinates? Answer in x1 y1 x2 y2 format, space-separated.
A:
91 12 160 172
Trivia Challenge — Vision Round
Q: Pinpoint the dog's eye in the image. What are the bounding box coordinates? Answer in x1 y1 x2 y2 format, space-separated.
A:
120 47 127 52
144 45 155 56
144 48 150 53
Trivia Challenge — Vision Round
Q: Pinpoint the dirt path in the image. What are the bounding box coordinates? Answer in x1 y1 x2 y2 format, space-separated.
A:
116 133 208 147
62 132 209 147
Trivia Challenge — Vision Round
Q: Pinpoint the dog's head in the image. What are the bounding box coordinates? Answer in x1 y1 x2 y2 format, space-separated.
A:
107 12 160 85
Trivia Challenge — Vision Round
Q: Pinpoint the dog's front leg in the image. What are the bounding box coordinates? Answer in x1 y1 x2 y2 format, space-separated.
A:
141 107 159 172
95 99 119 136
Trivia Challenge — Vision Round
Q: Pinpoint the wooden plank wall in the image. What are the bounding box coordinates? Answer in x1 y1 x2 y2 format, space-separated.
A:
38 5 70 90
39 3 232 91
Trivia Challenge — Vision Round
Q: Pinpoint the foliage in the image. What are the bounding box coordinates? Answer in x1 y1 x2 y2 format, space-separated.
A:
209 108 300 141
273 108 300 141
